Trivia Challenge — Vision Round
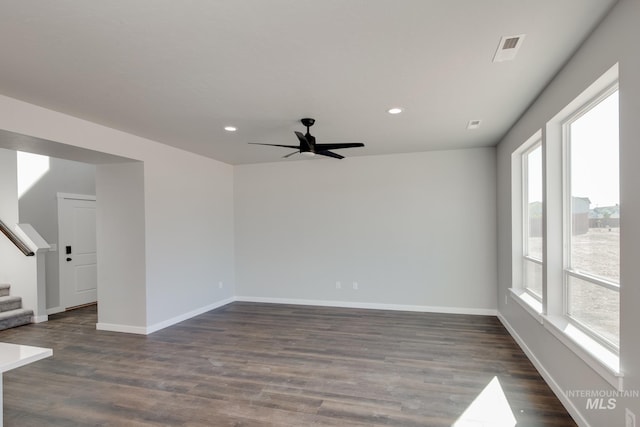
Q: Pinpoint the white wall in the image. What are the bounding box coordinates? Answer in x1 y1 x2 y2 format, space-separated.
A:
17 155 96 310
0 95 235 333
0 148 17 225
0 148 39 316
95 162 147 331
143 148 235 329
235 148 497 313
496 0 640 424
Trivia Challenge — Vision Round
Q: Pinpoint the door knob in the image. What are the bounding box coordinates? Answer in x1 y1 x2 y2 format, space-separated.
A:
66 257 72 262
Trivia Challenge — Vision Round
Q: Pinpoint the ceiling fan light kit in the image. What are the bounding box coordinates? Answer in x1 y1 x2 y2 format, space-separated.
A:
249 118 365 160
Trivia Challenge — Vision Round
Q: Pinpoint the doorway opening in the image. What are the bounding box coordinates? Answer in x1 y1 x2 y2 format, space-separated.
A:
1 128 141 328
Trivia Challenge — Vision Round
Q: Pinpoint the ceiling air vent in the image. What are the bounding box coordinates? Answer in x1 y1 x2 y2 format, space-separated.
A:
467 120 482 130
493 34 526 63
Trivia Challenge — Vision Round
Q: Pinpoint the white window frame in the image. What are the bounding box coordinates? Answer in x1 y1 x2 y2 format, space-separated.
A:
509 131 544 319
522 141 543 302
561 83 620 354
510 63 623 390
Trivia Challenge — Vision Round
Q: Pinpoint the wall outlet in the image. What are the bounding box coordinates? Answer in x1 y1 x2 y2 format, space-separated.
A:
353 282 359 290
626 408 636 427
218 281 223 289
336 281 341 289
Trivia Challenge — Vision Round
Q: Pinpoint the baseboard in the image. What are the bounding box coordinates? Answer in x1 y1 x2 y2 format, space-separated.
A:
145 296 236 334
235 296 497 316
46 306 64 315
497 313 589 427
95 297 493 335
32 314 48 323
95 297 235 335
96 322 148 335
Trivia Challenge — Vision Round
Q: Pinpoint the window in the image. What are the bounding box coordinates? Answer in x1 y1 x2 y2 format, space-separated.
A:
510 65 621 389
563 86 620 350
522 142 543 299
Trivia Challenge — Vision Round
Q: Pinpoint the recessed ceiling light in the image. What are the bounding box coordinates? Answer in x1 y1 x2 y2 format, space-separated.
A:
224 126 237 132
387 108 403 115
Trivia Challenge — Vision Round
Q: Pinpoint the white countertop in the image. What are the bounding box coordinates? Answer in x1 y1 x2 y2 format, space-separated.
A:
0 342 52 374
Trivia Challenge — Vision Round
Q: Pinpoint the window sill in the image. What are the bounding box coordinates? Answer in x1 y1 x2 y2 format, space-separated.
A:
509 288 543 324
544 315 622 391
509 288 622 390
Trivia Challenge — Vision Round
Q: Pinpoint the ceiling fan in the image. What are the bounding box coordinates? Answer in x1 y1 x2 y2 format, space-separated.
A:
249 118 364 159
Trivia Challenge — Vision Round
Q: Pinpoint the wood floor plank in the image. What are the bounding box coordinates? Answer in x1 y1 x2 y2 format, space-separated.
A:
0 302 576 426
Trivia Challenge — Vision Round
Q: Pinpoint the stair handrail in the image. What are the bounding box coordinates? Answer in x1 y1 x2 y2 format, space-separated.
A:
0 218 35 256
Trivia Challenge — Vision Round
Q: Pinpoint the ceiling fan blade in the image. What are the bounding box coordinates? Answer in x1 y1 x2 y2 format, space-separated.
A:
315 143 365 150
316 150 344 160
295 131 313 151
283 151 299 158
249 120 359 160
248 143 300 149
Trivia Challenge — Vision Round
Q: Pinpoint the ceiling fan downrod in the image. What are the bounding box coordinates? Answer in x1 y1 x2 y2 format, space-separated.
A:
300 118 315 135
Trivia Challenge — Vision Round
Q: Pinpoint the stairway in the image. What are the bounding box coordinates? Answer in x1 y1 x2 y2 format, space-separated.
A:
0 283 33 331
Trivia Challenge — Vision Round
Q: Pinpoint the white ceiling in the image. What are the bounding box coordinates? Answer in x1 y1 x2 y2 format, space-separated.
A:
0 1 617 165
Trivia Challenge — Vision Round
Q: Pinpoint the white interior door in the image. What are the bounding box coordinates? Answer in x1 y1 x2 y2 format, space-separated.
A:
59 195 97 309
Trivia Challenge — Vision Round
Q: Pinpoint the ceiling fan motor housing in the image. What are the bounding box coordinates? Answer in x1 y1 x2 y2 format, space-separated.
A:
301 118 315 128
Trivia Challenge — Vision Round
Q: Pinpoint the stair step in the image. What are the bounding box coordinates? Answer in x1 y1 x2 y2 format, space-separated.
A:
0 283 9 297
0 308 33 331
0 295 23 313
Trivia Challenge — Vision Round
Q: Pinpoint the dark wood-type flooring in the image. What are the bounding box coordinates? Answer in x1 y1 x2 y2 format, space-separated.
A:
1 302 576 426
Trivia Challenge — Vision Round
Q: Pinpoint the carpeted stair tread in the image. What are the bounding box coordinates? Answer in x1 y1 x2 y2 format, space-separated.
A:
0 295 23 312
0 283 10 297
0 308 33 331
